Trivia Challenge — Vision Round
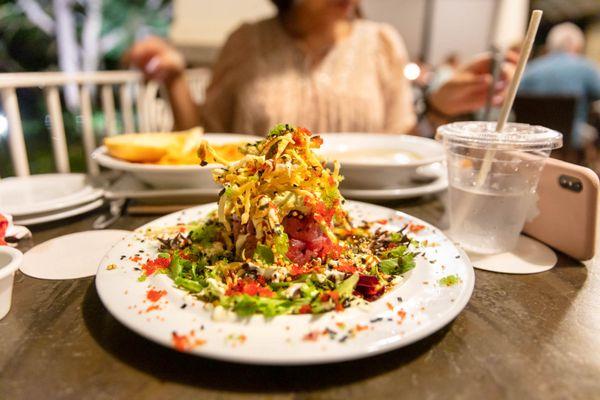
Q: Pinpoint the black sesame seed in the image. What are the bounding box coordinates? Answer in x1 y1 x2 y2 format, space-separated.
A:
180 304 187 309
324 328 336 336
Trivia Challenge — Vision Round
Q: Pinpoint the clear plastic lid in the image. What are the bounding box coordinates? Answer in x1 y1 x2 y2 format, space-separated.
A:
436 122 563 151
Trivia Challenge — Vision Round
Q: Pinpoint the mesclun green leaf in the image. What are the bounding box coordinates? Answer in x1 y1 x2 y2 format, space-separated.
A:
190 222 219 247
169 253 184 279
378 245 416 275
389 232 404 242
439 274 461 287
337 274 359 297
321 183 340 207
254 244 275 265
268 123 292 137
274 233 289 257
382 245 408 259
399 254 416 273
191 258 207 279
228 295 293 317
232 296 258 316
379 258 399 274
174 277 204 292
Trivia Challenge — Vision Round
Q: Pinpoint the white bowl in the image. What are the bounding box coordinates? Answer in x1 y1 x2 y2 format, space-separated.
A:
93 134 263 189
0 246 23 320
318 133 445 189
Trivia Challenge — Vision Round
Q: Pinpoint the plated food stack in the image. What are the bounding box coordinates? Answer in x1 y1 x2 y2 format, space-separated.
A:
201 124 347 264
155 124 418 316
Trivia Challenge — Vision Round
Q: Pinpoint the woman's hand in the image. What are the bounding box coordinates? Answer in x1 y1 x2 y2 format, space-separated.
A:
125 36 200 130
428 51 518 117
125 36 186 84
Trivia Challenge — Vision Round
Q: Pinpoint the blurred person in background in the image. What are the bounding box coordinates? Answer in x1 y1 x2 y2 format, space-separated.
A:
520 22 600 153
128 0 515 135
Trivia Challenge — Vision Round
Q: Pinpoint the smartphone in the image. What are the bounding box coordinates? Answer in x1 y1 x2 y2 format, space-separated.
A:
482 46 503 121
523 158 599 260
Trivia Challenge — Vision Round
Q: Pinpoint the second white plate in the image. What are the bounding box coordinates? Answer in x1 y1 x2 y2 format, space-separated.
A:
0 173 103 216
341 174 448 201
13 199 104 226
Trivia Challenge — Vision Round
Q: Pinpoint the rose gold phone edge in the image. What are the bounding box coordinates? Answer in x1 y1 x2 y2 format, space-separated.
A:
523 158 599 261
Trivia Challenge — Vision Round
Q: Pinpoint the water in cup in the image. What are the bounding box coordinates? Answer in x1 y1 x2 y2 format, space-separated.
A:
449 185 537 254
437 122 562 255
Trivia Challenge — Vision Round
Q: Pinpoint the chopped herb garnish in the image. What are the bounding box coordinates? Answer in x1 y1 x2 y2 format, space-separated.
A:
439 274 461 287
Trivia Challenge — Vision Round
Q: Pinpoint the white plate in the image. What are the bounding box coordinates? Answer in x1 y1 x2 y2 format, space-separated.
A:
319 134 444 189
341 173 448 200
0 173 103 216
103 173 218 201
93 134 263 189
95 201 474 365
13 199 104 226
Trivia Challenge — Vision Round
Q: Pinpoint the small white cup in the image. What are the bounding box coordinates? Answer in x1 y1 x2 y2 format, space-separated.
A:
0 246 23 320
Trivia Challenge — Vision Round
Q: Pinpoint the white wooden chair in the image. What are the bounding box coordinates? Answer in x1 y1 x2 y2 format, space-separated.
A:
0 68 211 178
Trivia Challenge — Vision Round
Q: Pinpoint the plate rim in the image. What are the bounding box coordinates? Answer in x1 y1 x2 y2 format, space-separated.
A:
13 198 104 225
341 174 448 200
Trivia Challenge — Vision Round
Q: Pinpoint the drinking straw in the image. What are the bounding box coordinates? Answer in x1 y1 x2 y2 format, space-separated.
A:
450 10 544 235
474 10 543 187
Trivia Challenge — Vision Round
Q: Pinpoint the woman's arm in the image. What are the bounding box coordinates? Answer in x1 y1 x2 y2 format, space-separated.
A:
126 36 201 130
422 51 518 132
164 75 202 130
377 25 418 134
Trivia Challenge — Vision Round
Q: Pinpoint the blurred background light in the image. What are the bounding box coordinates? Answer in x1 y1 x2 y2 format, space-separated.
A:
403 63 421 81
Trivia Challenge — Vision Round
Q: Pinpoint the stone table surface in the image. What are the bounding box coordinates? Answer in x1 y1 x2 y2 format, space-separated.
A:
1 196 598 400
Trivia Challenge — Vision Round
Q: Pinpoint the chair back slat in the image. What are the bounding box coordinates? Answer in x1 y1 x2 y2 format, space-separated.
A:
0 68 212 178
80 85 99 175
186 68 211 104
119 83 135 133
0 71 142 88
1 87 30 176
135 82 150 132
44 86 71 173
101 84 117 136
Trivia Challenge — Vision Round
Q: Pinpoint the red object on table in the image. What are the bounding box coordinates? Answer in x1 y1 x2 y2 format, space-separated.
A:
0 214 8 245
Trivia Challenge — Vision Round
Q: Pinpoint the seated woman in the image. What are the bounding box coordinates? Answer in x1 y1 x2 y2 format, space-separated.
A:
128 0 515 134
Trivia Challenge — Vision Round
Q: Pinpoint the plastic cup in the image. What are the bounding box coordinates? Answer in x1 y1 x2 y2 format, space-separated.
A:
436 122 562 254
